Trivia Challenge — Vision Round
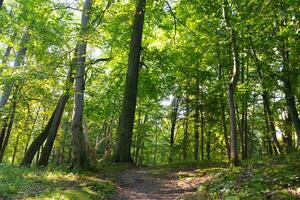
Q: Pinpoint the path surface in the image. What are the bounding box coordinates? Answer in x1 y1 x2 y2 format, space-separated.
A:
112 167 211 200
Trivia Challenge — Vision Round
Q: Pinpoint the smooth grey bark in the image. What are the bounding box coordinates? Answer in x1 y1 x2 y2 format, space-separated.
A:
114 0 146 163
223 0 240 166
0 32 29 110
71 0 92 168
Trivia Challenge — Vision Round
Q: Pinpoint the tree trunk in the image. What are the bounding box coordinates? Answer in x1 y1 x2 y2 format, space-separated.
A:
0 94 17 163
194 73 200 161
59 119 70 165
169 97 179 162
20 94 69 166
182 98 189 160
249 36 283 154
282 78 300 147
0 117 8 152
280 0 300 148
71 0 93 169
0 32 29 110
11 133 20 164
38 95 69 166
223 0 240 166
217 51 231 161
114 0 146 163
206 131 211 160
24 109 40 155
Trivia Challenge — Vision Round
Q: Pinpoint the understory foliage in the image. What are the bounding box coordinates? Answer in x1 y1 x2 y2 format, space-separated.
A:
191 152 300 199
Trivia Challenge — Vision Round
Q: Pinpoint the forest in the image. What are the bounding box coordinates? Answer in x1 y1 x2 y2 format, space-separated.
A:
0 0 300 199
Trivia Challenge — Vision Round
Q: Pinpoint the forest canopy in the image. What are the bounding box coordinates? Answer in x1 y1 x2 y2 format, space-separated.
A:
0 0 299 194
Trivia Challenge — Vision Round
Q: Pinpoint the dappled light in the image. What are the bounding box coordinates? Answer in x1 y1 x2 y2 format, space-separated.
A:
0 0 299 199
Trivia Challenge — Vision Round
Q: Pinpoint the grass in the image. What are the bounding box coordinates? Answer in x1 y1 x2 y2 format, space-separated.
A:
1 153 300 199
187 152 300 200
0 164 116 199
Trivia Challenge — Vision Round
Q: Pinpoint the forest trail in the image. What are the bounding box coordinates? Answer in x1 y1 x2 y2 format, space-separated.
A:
111 166 211 200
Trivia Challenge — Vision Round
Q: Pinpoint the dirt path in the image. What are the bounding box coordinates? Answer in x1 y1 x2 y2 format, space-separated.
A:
112 167 210 200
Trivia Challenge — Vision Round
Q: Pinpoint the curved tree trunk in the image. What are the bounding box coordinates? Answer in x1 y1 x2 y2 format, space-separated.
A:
223 0 240 166
114 0 146 163
38 95 69 166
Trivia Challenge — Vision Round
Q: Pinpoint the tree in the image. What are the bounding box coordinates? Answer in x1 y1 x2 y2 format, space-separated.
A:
222 0 240 166
71 0 93 169
115 0 146 163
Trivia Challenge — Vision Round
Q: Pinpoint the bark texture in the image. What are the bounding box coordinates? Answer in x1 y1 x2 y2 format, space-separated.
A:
115 0 146 162
71 0 92 168
223 0 240 166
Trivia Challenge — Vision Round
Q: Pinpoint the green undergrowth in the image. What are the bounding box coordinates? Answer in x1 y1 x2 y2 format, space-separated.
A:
0 164 116 199
188 152 300 200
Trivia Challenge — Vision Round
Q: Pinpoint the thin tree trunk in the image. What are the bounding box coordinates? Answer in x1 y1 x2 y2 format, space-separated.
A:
59 119 70 165
223 0 240 166
0 32 29 110
24 108 40 155
0 94 17 162
217 49 231 161
115 0 146 163
11 133 20 164
200 103 204 161
169 97 179 162
0 117 8 152
153 124 158 165
194 74 200 161
206 131 211 160
249 36 283 153
182 98 189 160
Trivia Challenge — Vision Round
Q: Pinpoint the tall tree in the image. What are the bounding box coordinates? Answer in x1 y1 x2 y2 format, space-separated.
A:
279 0 300 147
222 0 240 166
114 0 146 162
71 0 93 168
169 97 179 162
0 32 29 110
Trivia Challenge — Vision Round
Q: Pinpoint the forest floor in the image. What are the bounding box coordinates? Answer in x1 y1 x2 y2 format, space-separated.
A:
110 162 220 200
0 153 300 199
